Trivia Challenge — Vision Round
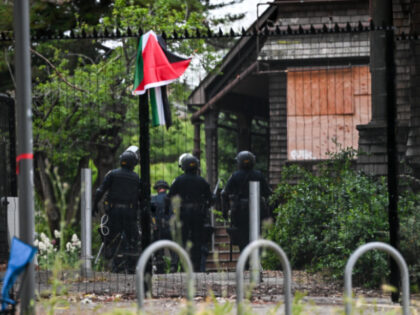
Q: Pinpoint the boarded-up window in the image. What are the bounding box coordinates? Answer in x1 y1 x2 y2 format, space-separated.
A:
287 66 371 160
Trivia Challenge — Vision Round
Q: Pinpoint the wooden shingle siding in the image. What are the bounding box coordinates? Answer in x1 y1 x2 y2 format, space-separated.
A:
260 33 370 61
269 73 287 186
398 0 420 168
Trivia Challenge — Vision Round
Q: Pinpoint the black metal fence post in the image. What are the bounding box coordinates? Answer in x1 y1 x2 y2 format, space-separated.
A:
139 92 151 258
386 20 400 304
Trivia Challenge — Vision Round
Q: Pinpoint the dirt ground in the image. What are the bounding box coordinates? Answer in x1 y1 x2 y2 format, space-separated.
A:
34 295 420 314
32 270 420 315
9 270 420 314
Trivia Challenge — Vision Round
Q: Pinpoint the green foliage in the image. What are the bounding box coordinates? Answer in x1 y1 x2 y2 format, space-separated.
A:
265 148 420 287
5 0 246 236
398 182 420 289
41 257 71 315
35 165 81 269
264 149 391 286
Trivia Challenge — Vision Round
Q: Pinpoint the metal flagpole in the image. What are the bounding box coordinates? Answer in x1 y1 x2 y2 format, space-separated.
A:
139 92 152 291
13 0 35 313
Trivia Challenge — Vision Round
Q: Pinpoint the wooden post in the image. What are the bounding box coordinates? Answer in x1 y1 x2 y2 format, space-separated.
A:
237 113 252 152
204 110 218 188
193 122 201 161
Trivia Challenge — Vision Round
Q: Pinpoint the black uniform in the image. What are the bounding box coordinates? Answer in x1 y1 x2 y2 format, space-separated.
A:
94 167 142 258
168 173 212 272
222 169 271 252
151 191 172 240
151 190 177 272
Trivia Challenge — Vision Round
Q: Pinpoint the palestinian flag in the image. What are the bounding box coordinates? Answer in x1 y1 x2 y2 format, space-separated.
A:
132 30 191 95
133 31 190 128
150 86 172 128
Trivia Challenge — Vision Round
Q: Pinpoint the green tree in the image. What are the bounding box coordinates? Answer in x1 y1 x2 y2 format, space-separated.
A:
0 0 114 91
24 0 244 234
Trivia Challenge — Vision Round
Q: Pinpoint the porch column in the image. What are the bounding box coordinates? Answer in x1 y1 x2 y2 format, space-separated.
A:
193 122 201 161
357 0 393 176
204 110 218 188
237 113 252 151
370 0 391 123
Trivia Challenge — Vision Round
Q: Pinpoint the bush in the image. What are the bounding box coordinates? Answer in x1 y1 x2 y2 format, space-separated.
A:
264 149 392 286
398 183 420 290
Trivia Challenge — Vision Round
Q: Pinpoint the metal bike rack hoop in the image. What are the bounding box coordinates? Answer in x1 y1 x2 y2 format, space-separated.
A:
344 241 410 315
136 240 195 314
236 239 293 315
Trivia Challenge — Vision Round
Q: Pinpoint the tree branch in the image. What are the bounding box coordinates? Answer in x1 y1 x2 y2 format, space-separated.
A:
30 48 88 93
4 47 16 89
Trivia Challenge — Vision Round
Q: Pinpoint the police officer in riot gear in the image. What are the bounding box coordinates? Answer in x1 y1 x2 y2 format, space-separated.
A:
178 153 193 170
221 151 271 253
168 154 213 272
93 149 143 272
151 180 177 273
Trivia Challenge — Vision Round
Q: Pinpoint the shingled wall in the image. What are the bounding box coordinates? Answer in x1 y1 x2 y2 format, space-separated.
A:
267 0 420 182
404 0 420 176
267 1 370 186
268 73 287 186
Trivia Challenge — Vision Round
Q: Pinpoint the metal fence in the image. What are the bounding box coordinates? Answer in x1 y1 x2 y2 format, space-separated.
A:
1 16 420 305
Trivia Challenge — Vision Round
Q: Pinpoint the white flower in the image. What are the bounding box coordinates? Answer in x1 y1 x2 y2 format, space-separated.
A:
34 239 39 247
40 232 48 242
71 234 79 243
66 242 74 252
54 230 61 239
72 238 81 248
38 241 47 251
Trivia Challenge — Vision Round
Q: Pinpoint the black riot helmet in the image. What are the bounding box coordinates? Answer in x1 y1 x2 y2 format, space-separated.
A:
153 180 169 190
178 153 193 168
181 155 199 173
235 151 256 170
119 150 138 170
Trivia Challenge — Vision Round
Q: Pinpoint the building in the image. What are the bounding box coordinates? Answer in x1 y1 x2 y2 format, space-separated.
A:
188 0 420 189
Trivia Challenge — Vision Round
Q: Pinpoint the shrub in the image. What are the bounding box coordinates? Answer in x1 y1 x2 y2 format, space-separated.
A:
398 183 420 290
264 149 391 286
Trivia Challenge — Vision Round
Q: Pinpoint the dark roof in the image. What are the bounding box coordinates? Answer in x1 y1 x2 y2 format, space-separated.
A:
188 0 369 108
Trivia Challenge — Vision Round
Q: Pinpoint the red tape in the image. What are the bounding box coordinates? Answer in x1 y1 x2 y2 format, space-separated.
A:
16 153 33 174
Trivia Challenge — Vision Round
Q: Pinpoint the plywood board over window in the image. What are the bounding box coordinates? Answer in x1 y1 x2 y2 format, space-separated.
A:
287 65 371 160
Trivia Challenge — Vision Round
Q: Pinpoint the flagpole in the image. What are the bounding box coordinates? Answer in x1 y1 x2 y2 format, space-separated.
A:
139 91 151 258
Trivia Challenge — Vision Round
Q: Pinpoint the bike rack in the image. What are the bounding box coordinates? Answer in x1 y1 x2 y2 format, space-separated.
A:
236 239 293 315
344 242 410 315
136 240 195 314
